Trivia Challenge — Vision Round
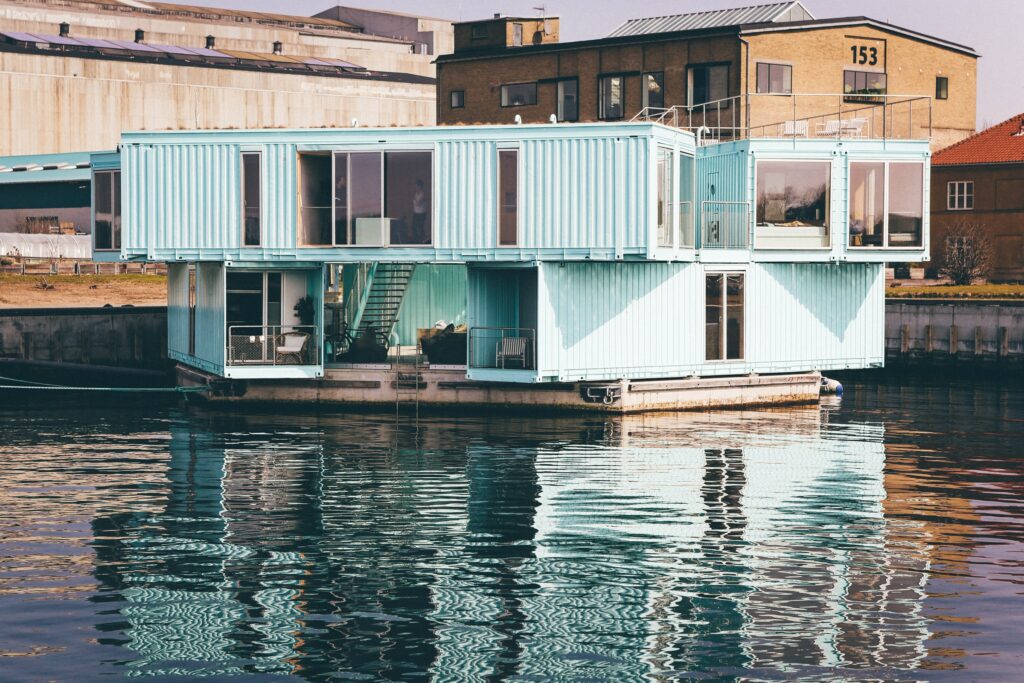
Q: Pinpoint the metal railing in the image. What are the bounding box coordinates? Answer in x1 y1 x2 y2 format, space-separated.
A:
701 201 751 249
632 93 933 144
468 327 536 370
226 324 318 366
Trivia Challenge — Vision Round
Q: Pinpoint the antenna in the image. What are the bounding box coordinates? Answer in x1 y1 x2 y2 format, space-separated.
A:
533 4 546 17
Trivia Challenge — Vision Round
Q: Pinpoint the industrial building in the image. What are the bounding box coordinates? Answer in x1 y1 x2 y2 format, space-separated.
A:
0 0 452 156
436 1 976 151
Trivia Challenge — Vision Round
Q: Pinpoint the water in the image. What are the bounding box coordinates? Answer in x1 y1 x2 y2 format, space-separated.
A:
0 378 1022 682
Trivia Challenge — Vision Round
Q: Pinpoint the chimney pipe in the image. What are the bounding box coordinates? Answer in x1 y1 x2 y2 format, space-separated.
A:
205 35 215 49
59 22 70 37
493 13 501 18
134 28 145 43
272 40 282 55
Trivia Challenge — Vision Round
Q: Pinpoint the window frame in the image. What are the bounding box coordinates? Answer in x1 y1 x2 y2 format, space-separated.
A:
92 169 121 252
500 82 538 108
947 180 974 211
704 270 745 362
642 71 665 110
687 62 731 108
296 147 435 248
496 147 520 248
241 150 262 247
598 74 625 121
556 77 579 122
847 159 926 249
936 76 949 100
470 24 487 41
843 69 887 102
755 62 793 95
753 158 833 250
450 90 465 109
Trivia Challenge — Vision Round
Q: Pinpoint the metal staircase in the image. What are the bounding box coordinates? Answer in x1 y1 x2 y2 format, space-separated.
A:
350 263 416 348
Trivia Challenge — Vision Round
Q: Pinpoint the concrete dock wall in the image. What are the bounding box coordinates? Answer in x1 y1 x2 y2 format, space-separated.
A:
885 300 1024 369
0 306 168 369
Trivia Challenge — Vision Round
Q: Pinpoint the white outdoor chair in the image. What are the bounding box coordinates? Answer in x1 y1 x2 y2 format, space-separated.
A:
779 120 808 137
496 336 528 369
816 120 842 137
276 331 310 364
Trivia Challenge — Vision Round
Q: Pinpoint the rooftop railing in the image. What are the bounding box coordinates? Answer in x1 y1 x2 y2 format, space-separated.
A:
633 93 932 144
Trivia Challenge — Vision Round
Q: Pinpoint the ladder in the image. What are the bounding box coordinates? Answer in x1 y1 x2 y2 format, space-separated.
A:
394 341 422 418
350 263 416 349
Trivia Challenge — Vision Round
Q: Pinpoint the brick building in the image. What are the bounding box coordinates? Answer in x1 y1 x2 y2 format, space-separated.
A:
930 114 1024 282
436 1 977 150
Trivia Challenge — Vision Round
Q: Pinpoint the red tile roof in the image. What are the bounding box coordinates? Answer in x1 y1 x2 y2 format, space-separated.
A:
933 113 1024 166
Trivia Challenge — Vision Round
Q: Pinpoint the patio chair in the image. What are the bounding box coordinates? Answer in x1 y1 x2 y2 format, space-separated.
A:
779 120 808 137
276 331 310 364
496 336 529 369
815 120 842 137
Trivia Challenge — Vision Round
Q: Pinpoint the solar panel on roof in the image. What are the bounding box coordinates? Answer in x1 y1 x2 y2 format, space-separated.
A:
105 38 163 53
303 57 334 66
149 43 200 56
187 46 232 59
1 31 45 44
74 37 124 50
27 32 86 47
320 57 365 70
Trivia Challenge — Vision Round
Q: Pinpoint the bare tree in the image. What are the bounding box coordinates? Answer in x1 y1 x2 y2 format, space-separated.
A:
939 221 993 285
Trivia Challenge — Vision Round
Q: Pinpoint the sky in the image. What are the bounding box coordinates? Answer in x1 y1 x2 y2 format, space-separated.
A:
201 0 1022 129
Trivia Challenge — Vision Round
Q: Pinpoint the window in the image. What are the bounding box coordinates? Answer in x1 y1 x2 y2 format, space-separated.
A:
844 70 887 100
755 161 831 240
241 152 261 247
557 78 578 122
599 75 624 120
501 82 537 107
450 90 465 108
643 72 664 109
512 22 523 47
936 76 949 100
947 181 974 210
756 63 792 94
656 147 673 247
93 170 121 251
498 149 518 246
471 24 487 40
705 273 744 361
299 151 432 247
688 64 729 106
678 153 695 248
848 161 924 248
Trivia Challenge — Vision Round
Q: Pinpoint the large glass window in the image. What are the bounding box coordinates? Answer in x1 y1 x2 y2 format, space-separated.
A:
298 154 333 246
242 152 261 247
501 82 537 107
678 153 695 247
706 273 744 361
947 180 973 210
756 161 830 228
301 151 431 247
557 78 578 122
844 70 887 101
498 149 518 246
756 63 792 94
688 64 729 106
225 271 265 334
599 75 624 120
656 147 673 247
93 170 121 251
849 161 924 248
643 72 664 109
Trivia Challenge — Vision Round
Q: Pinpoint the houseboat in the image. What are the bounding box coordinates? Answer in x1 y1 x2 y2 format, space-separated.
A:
91 112 930 411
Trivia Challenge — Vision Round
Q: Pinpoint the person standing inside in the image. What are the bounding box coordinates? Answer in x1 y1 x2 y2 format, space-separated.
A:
411 179 428 243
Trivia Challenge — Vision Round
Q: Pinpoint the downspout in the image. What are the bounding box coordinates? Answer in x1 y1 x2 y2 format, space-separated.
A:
738 34 751 134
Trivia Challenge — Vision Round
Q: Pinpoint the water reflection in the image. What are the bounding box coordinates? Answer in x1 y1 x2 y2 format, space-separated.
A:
0 380 1021 680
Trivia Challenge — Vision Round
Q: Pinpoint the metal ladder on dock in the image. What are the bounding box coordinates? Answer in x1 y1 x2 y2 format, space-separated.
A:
394 342 422 419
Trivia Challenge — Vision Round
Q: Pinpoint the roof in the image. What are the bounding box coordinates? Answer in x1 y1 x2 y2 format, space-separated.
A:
0 151 96 185
933 113 1024 166
438 14 977 63
608 1 812 37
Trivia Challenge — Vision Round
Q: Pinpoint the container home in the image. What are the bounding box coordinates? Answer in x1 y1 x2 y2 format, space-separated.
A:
92 121 930 410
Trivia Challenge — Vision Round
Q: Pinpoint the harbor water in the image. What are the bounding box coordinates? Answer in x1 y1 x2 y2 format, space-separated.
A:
0 377 1022 681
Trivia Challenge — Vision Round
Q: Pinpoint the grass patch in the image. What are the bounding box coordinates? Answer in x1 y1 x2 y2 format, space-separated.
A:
0 273 166 286
887 283 1024 299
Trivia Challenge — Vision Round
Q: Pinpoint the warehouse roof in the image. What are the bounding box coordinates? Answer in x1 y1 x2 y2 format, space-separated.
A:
933 114 1024 166
608 1 812 37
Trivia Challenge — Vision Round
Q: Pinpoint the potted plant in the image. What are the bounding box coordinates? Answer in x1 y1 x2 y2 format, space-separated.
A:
294 295 316 327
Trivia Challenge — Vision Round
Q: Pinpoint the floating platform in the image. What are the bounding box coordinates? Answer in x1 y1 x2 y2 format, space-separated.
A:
177 364 823 413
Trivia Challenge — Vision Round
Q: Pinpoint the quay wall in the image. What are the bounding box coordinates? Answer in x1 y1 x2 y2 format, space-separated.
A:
885 300 1024 370
0 306 167 369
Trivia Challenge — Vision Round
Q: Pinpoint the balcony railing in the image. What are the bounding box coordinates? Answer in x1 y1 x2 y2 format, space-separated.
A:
633 93 932 144
226 325 318 366
468 327 536 370
701 201 751 249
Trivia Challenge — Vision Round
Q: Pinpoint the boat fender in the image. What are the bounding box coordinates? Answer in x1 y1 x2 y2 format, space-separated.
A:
821 377 843 396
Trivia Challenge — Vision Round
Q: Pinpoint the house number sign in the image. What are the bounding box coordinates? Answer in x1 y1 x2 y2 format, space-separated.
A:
850 45 878 65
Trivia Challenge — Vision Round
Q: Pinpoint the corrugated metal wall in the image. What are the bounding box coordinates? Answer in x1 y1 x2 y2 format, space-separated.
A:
467 268 522 330
393 264 467 346
194 262 225 372
534 261 883 381
695 143 749 246
167 263 188 356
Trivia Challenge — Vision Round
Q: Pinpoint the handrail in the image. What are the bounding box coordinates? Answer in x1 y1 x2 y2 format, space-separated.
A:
226 324 318 366
468 326 536 370
700 201 751 249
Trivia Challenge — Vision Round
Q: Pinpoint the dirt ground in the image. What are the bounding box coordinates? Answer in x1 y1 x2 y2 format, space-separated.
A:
0 274 167 308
